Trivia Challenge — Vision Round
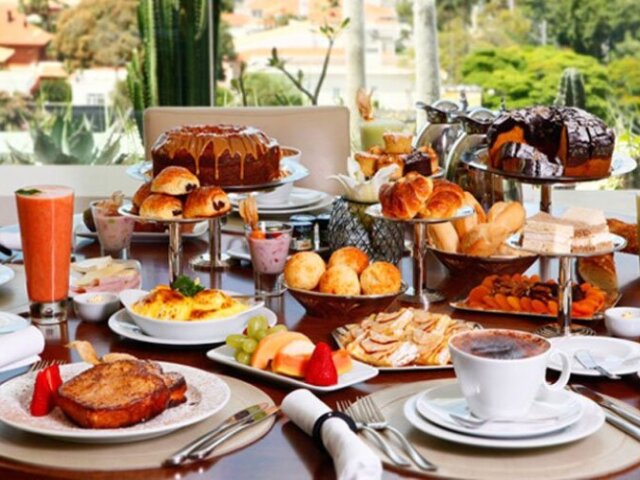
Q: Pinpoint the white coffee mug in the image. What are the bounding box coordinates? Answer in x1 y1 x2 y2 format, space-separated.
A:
449 329 572 419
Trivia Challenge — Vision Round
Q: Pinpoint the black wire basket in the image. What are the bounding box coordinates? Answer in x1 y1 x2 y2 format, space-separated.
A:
327 197 405 265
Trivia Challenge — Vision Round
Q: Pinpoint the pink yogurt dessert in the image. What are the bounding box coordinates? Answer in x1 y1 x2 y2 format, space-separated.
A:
91 204 135 252
247 232 292 274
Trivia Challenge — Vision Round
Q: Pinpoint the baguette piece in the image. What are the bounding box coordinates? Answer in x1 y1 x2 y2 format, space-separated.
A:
453 192 487 238
460 223 510 256
487 201 526 234
428 222 459 253
577 254 618 292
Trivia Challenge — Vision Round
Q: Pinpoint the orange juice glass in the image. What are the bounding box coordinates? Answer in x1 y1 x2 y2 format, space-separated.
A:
16 186 74 323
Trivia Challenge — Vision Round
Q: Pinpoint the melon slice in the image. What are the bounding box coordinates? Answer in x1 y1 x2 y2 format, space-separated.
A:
250 331 311 369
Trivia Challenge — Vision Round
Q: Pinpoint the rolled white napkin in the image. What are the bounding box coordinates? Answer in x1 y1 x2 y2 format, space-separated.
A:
282 389 382 480
0 326 44 372
0 232 22 251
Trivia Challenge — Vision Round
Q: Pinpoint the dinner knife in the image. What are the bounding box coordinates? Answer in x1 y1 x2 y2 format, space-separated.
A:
188 404 280 462
604 411 640 442
163 402 271 467
570 385 640 429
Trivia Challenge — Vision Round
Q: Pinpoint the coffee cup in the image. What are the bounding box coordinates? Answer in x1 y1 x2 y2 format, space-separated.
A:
448 328 571 419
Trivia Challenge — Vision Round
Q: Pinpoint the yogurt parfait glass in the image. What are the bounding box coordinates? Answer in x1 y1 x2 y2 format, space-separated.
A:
91 198 135 259
245 221 292 297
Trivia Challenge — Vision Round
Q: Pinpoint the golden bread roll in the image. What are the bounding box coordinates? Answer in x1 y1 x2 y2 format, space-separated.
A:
132 182 152 212
577 254 618 292
318 265 361 296
432 179 466 196
183 186 231 218
328 246 370 275
360 262 402 295
375 154 403 180
139 194 183 220
427 222 459 253
151 166 200 195
379 172 434 220
419 189 464 219
487 201 526 234
460 223 510 256
452 192 486 238
284 252 326 290
354 152 378 178
383 132 412 154
607 218 638 254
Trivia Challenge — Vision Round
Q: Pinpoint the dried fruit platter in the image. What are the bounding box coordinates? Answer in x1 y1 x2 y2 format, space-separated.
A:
450 273 620 321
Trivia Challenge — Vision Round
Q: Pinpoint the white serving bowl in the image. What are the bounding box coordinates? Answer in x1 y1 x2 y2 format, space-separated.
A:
604 307 640 339
73 292 121 323
119 289 265 340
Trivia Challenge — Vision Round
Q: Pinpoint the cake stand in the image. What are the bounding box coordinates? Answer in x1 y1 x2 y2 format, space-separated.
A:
189 159 309 271
118 204 230 283
463 148 637 213
506 233 627 337
365 204 474 308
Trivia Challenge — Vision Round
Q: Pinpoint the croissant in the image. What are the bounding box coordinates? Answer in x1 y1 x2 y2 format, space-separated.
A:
379 172 433 220
419 189 464 219
607 218 638 255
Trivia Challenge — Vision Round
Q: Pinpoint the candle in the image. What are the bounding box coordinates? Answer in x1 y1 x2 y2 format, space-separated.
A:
360 118 405 151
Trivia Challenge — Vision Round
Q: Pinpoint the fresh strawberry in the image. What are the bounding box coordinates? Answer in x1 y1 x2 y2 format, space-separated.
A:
304 342 338 386
29 365 62 416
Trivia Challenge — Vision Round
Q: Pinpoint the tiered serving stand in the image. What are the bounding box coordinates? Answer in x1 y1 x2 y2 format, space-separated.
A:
365 204 473 308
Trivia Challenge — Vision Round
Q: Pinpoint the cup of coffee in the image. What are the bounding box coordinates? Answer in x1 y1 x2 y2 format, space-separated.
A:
448 329 571 419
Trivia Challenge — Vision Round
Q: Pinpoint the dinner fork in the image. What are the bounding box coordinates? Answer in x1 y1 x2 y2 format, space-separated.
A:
449 413 561 429
29 359 65 372
336 400 410 468
355 396 437 471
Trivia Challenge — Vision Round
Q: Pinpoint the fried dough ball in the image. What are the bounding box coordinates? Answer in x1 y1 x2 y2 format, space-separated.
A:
360 262 402 295
318 265 361 296
327 246 370 275
284 252 326 291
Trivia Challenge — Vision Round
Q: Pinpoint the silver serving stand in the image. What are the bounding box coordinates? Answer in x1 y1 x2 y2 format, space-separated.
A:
463 148 637 213
189 159 309 271
365 204 474 308
506 233 627 337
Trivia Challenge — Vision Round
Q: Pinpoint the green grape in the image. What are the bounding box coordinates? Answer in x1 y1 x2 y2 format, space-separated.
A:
268 324 288 335
247 315 268 337
235 350 251 365
254 329 268 341
242 338 258 354
226 334 247 350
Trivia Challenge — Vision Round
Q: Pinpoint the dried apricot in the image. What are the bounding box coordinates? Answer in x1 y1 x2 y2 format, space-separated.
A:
547 300 558 315
482 295 500 310
531 299 548 314
520 297 532 312
494 294 511 311
469 286 491 304
507 296 521 311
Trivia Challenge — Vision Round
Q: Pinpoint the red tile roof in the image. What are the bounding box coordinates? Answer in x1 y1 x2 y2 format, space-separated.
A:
0 6 52 47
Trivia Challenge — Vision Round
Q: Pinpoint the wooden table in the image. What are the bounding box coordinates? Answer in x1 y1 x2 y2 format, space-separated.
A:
1 234 639 480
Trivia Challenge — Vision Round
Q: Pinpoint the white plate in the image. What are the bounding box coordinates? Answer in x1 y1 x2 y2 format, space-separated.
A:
253 192 336 216
548 336 640 377
75 221 207 242
126 161 152 182
0 265 15 287
109 307 277 346
206 345 378 392
404 391 604 449
0 362 230 443
0 312 29 334
415 383 583 439
230 188 324 210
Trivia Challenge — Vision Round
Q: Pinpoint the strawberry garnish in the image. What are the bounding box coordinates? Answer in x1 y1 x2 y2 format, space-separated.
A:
30 365 63 416
304 342 338 386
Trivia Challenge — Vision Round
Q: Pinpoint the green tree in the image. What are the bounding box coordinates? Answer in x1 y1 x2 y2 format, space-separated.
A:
0 91 35 131
53 0 139 69
235 72 304 106
35 79 72 103
608 56 640 129
462 45 612 119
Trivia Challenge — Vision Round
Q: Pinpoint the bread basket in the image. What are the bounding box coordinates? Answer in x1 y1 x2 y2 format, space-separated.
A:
430 247 538 277
285 282 408 319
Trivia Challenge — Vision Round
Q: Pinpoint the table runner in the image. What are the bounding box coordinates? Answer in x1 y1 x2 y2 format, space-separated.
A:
0 374 276 471
369 379 640 480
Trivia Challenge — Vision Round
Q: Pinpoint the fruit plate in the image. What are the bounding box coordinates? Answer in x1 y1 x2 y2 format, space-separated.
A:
0 362 230 443
206 345 378 393
449 292 622 322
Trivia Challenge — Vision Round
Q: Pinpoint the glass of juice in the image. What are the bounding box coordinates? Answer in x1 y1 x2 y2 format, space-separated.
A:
245 221 292 297
16 186 74 323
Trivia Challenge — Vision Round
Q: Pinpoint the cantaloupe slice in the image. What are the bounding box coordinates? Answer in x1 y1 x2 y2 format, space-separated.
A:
250 331 311 369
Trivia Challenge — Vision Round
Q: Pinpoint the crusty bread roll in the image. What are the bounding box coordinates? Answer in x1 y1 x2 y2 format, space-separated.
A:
139 194 183 220
360 262 402 295
452 192 486 238
318 265 361 296
383 132 412 154
328 246 370 275
419 189 464 219
487 201 526 234
577 254 618 292
428 222 459 253
183 186 231 218
379 172 433 220
607 218 638 254
354 152 377 178
151 166 200 195
284 252 326 291
460 223 510 256
132 182 152 212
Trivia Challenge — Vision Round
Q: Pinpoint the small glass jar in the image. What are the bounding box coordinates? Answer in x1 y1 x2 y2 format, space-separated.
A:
290 221 314 251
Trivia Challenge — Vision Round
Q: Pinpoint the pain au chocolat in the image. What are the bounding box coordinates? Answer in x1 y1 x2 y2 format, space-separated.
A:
151 125 282 187
487 106 615 178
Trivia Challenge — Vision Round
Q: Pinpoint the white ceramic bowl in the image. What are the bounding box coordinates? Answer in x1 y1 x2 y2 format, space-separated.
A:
73 292 121 323
256 146 301 206
119 289 265 340
604 307 640 339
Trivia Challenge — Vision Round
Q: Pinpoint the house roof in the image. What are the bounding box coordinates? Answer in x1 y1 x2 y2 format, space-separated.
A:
0 45 14 63
0 6 52 47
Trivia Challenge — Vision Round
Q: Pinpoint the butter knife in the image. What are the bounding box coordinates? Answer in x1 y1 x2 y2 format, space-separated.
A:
188 404 279 461
570 385 640 428
604 411 640 441
163 402 270 467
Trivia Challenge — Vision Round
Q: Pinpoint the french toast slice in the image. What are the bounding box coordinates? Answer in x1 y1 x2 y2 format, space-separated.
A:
56 360 175 429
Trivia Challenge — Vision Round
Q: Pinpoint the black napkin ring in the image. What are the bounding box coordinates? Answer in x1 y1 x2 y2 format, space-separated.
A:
311 411 357 446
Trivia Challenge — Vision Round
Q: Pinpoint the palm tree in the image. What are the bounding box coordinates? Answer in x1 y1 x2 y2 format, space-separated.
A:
345 0 365 145
414 0 441 128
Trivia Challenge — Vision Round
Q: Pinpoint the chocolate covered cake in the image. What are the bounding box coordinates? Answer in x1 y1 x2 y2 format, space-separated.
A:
151 125 282 187
487 106 615 178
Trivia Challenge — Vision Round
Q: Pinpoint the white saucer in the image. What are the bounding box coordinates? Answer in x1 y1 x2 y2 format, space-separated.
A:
404 391 604 449
0 312 29 334
108 307 277 346
258 188 324 209
415 383 583 439
548 336 640 377
250 193 336 216
0 265 15 287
